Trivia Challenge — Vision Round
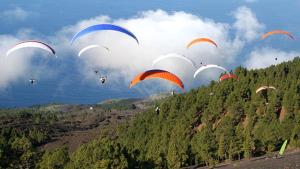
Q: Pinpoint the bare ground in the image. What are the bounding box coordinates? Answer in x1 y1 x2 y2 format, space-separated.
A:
190 151 300 169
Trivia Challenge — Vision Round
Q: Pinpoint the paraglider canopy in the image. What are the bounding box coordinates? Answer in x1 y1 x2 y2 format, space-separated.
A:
187 38 218 49
255 86 276 93
71 24 139 45
130 69 185 92
219 73 239 82
6 40 56 57
78 45 109 57
261 30 294 40
194 64 229 79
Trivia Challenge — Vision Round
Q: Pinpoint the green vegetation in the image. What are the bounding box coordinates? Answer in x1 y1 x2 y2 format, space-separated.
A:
0 57 300 168
99 98 141 110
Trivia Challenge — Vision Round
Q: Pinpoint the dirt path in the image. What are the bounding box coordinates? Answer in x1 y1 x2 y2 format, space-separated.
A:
188 151 300 169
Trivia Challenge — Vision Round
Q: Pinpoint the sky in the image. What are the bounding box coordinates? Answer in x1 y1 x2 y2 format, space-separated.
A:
0 0 299 107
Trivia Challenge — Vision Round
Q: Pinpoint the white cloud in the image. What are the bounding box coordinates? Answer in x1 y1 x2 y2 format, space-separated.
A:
0 7 30 21
243 47 300 69
233 6 264 42
0 35 32 89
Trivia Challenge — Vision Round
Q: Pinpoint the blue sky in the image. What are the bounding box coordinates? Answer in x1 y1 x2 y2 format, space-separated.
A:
0 0 299 107
1 0 299 34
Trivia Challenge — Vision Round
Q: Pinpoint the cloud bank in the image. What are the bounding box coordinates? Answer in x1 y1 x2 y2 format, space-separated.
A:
244 47 300 69
54 7 264 91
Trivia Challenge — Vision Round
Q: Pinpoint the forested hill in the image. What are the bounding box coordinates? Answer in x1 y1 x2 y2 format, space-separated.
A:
7 57 300 169
113 57 300 168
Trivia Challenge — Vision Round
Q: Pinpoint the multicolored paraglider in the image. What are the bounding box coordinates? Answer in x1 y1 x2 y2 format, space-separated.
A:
187 38 218 49
194 64 228 79
78 45 109 57
6 40 56 57
6 40 56 85
261 30 294 40
130 69 185 92
255 86 276 94
152 53 196 68
71 24 139 45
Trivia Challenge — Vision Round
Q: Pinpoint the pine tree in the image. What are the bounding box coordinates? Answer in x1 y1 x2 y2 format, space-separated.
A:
243 128 253 159
217 134 225 161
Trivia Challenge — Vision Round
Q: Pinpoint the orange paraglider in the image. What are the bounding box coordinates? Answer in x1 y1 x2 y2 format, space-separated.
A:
261 30 294 40
187 38 218 49
130 69 185 92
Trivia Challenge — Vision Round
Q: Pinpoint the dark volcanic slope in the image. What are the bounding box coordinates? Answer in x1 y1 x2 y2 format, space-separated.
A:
0 96 157 153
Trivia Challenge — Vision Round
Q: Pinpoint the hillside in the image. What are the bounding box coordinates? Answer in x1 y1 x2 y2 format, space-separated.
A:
0 97 157 168
111 57 300 169
0 57 300 169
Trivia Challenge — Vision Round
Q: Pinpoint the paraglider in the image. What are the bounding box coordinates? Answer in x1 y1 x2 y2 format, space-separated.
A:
71 24 139 45
99 76 107 84
194 64 229 79
78 45 109 57
261 30 294 40
6 41 56 86
152 53 196 68
29 79 36 85
6 40 56 57
187 38 218 49
256 86 276 103
219 73 239 82
155 106 160 114
255 86 276 94
130 69 185 92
